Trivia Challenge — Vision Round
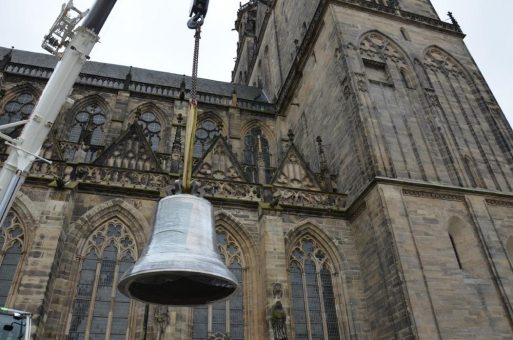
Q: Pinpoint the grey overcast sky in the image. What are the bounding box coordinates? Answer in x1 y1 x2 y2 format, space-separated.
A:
0 0 511 122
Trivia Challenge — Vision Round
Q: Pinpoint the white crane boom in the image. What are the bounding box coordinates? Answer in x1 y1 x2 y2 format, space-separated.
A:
0 0 117 225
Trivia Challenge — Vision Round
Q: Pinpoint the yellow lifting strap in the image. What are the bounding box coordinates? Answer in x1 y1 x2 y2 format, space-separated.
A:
182 26 202 193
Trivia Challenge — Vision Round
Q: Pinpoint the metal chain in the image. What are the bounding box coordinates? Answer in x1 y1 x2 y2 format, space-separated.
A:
190 27 201 105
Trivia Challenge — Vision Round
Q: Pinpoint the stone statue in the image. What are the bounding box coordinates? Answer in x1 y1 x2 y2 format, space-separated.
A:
270 301 287 340
153 306 169 340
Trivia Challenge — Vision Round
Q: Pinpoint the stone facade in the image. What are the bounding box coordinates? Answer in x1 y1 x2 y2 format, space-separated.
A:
0 0 512 339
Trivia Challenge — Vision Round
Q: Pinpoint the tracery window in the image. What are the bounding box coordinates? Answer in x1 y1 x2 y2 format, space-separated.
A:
137 111 161 151
0 93 35 137
289 236 340 340
0 212 25 306
243 127 272 183
68 103 106 146
68 219 136 340
194 118 220 158
192 227 244 340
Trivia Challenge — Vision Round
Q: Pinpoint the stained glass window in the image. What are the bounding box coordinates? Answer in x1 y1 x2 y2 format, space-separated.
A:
192 228 245 340
0 212 25 306
68 103 106 146
68 219 136 340
0 93 35 137
194 119 220 158
243 127 271 183
137 111 161 151
289 236 341 340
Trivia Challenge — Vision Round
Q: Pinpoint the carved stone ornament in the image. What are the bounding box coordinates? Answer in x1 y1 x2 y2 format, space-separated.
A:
94 123 162 172
270 301 287 340
272 144 321 191
272 187 346 209
193 136 247 182
153 306 169 340
207 332 230 340
272 282 283 300
359 32 406 65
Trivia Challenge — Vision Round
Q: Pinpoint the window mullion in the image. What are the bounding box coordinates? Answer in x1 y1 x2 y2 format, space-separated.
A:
208 304 213 336
317 269 329 340
104 261 120 340
225 299 231 335
84 260 102 340
301 265 313 340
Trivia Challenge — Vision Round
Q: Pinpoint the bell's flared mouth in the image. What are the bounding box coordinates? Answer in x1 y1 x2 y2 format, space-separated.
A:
119 271 238 305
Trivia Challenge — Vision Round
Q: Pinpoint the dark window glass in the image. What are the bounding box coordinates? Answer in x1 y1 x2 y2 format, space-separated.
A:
137 111 161 151
289 263 308 340
68 252 97 338
194 119 220 158
0 93 35 137
0 212 24 306
68 104 106 145
192 305 208 340
230 260 244 340
321 268 340 340
289 237 340 340
68 220 136 340
192 228 244 339
243 127 271 183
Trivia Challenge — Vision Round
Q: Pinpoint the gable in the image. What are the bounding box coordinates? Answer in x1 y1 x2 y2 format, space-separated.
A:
193 136 247 182
94 123 162 172
272 145 321 191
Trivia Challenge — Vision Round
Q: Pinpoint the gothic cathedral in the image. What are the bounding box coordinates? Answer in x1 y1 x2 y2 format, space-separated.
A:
1 0 512 339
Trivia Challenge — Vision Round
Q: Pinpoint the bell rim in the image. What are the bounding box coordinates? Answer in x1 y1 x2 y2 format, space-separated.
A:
117 269 239 306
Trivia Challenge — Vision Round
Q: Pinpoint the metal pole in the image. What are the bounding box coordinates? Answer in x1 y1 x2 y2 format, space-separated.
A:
0 0 117 226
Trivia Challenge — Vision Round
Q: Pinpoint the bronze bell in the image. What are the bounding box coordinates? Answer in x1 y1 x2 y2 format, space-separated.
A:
117 194 238 305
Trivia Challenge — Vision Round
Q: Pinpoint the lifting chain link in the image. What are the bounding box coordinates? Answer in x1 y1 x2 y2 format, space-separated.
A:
181 11 205 193
190 27 201 105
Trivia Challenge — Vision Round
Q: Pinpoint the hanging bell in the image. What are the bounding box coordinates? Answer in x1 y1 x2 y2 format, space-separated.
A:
117 194 238 305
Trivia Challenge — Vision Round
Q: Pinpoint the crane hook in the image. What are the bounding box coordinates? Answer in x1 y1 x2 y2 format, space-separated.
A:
187 12 205 29
188 0 209 29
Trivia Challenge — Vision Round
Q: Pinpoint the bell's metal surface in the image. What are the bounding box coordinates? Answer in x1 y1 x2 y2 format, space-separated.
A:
117 194 238 305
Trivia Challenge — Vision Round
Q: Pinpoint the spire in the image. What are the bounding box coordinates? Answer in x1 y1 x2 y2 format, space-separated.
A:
170 113 184 174
179 75 187 100
0 46 14 71
231 87 238 107
287 129 295 147
123 66 132 91
448 12 461 31
317 136 332 192
217 121 224 136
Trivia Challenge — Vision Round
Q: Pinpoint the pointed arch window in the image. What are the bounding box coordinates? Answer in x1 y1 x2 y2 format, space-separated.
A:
0 212 25 306
192 227 245 340
68 219 137 340
1 93 35 137
243 127 272 183
194 118 220 158
137 111 161 151
288 236 340 340
68 103 106 146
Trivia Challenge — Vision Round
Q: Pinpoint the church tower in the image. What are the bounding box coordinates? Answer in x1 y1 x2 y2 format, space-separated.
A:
233 0 513 338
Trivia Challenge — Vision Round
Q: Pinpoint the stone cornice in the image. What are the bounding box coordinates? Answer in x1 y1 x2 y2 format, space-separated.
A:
333 0 463 36
402 189 464 201
485 199 513 207
3 62 275 114
24 159 348 211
